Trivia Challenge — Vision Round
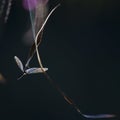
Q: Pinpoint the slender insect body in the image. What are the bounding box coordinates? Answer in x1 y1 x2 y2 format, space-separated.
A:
26 67 48 74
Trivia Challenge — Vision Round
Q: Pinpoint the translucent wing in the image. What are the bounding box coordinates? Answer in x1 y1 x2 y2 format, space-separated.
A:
25 67 48 74
14 56 24 72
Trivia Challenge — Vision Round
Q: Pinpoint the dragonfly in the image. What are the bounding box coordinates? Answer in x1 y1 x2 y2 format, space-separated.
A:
14 0 53 79
14 0 116 119
14 2 60 79
14 56 48 80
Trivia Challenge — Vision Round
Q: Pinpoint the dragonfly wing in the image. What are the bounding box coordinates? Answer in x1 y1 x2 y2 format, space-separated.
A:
26 67 48 74
14 56 24 72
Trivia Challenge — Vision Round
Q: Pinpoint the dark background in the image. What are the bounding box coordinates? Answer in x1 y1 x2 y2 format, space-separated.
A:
0 0 120 120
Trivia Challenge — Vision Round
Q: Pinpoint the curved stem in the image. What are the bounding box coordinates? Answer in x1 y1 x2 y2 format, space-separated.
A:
32 3 116 119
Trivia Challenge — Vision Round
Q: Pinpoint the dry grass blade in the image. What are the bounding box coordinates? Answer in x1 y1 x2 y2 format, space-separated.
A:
33 4 116 119
25 31 43 68
25 1 48 67
25 4 60 68
34 3 60 71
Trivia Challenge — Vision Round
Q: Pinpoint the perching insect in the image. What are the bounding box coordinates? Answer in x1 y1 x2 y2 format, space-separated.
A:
14 1 53 79
14 56 48 80
14 3 58 80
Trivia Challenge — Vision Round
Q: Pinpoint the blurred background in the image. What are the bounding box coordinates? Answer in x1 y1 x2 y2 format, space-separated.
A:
0 0 120 120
